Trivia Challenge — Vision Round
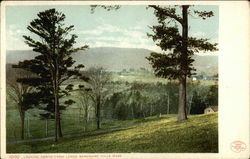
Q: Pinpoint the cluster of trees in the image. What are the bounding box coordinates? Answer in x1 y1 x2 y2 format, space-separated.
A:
7 5 218 142
105 82 177 120
118 68 152 74
101 81 218 120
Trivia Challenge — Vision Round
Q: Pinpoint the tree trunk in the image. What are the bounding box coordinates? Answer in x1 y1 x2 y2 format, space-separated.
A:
54 90 59 141
58 111 63 137
140 103 142 117
188 94 193 115
26 115 30 137
54 64 60 141
56 96 63 137
20 111 25 140
131 105 134 119
167 93 170 114
96 95 101 129
84 105 88 131
51 24 62 142
177 5 189 121
177 77 187 120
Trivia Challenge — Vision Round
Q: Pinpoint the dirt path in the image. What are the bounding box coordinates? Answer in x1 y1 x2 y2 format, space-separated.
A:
7 115 176 145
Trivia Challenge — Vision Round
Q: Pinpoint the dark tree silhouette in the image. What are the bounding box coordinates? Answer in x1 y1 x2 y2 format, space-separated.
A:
14 8 88 141
90 5 121 13
146 5 218 120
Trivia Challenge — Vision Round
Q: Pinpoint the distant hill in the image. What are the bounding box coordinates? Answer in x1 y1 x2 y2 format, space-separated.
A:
6 47 218 75
7 50 37 64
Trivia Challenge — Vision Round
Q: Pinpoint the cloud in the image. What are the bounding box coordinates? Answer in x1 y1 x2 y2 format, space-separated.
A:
6 24 30 50
6 21 161 52
77 21 161 52
190 31 206 37
78 29 103 36
77 23 121 36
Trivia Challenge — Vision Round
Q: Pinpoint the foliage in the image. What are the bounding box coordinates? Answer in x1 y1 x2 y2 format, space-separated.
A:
147 5 218 80
189 90 207 114
13 8 88 139
90 5 121 13
206 84 218 106
104 81 217 120
187 83 218 114
146 5 218 120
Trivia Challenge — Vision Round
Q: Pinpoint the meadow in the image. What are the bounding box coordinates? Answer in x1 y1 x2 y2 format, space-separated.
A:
7 113 218 153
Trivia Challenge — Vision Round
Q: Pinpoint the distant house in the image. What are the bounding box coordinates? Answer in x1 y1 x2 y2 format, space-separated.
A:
204 106 218 114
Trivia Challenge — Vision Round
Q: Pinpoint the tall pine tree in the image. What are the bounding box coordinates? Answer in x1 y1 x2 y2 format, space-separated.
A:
147 5 218 120
14 8 88 141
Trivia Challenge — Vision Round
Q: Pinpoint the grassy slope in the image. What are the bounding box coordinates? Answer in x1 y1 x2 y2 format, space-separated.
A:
7 113 218 153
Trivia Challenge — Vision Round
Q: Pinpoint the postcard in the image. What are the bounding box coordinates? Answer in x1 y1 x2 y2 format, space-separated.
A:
0 1 249 159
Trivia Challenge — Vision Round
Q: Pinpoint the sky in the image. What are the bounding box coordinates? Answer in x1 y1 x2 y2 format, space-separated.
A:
5 5 219 52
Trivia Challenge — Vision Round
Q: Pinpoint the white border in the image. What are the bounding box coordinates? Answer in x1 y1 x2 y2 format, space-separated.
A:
1 1 249 159
0 1 7 157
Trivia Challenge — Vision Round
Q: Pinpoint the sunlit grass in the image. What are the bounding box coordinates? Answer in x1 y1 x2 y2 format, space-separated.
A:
6 107 172 142
7 113 218 153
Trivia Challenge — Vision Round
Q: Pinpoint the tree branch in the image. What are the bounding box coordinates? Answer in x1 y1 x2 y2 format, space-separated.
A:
148 5 183 25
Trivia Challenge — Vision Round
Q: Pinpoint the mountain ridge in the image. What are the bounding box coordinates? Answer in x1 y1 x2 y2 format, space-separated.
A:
6 47 218 75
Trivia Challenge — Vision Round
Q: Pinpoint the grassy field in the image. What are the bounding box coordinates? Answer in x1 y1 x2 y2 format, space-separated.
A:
7 113 218 153
6 108 98 142
6 107 173 142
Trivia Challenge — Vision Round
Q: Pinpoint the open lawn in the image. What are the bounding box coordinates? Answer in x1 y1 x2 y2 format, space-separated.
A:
7 113 218 153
